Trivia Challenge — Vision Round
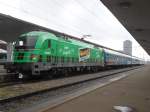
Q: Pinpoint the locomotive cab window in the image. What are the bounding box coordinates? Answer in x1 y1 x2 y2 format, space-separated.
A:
15 36 37 49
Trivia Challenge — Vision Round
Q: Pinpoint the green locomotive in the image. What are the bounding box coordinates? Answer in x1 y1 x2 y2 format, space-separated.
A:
10 31 104 77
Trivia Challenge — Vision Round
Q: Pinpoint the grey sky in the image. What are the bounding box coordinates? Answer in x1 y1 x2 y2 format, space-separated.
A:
0 0 149 59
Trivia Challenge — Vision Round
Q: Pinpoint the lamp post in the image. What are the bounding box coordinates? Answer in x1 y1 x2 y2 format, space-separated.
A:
81 34 92 40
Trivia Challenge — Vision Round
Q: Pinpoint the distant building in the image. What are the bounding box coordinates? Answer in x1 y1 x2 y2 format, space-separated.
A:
123 40 132 56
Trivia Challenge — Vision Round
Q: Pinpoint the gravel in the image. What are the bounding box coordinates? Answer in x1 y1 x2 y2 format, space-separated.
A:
0 66 142 112
0 73 122 112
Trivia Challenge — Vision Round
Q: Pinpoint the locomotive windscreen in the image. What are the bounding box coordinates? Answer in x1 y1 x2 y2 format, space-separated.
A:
15 36 37 50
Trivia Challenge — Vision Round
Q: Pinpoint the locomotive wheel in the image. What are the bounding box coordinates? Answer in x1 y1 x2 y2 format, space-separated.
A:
7 69 14 73
64 69 68 77
92 67 98 72
46 71 53 79
51 69 60 78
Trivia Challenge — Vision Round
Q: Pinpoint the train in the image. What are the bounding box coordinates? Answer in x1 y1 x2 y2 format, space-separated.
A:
0 49 7 64
5 31 144 78
0 41 7 64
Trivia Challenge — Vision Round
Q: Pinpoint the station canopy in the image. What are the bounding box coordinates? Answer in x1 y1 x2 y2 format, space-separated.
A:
0 14 44 42
101 0 150 55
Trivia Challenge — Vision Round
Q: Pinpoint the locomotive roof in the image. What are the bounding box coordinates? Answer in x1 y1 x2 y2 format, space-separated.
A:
22 31 95 48
57 35 94 48
21 31 55 37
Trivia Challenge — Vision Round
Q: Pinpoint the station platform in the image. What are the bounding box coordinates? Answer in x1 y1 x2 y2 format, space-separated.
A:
43 65 150 112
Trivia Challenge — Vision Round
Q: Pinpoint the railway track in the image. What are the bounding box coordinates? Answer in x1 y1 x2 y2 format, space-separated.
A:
0 75 52 88
0 66 142 105
0 74 26 88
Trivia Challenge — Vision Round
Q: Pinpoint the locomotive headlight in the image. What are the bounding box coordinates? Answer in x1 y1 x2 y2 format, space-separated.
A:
30 54 38 60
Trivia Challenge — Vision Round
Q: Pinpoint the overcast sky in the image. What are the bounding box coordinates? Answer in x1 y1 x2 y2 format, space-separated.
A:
0 0 149 60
